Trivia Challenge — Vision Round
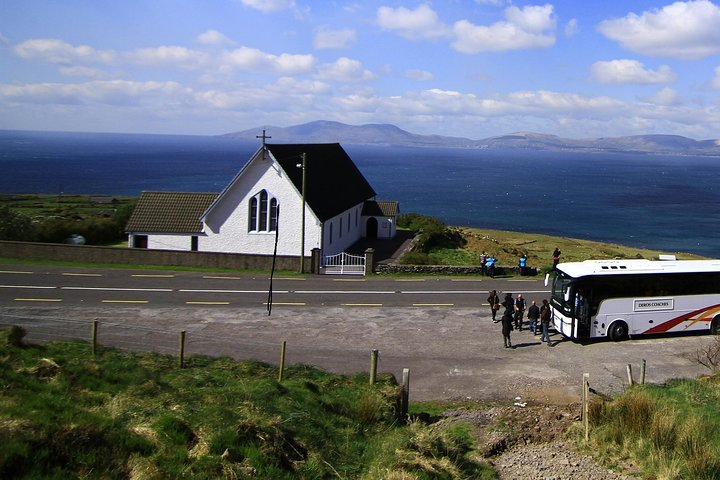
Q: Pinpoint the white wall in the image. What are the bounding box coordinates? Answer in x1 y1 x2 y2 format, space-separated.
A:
322 204 364 257
201 152 322 257
147 234 194 251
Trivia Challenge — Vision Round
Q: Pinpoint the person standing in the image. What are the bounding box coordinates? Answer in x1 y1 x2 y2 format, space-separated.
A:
487 289 500 322
519 254 527 276
540 299 552 346
480 251 488 276
486 256 496 278
527 300 540 335
501 309 514 348
502 292 515 316
514 294 526 331
552 248 561 269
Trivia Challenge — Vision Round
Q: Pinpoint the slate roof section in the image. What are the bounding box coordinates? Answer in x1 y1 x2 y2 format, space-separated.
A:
266 143 376 222
362 200 399 217
125 191 218 234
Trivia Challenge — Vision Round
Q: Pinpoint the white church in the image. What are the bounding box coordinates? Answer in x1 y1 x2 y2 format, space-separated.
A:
125 142 399 262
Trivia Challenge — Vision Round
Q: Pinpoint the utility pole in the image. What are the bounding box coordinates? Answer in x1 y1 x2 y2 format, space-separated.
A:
300 152 307 273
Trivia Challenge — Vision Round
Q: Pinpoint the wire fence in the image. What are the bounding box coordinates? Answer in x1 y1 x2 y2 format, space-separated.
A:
0 312 384 377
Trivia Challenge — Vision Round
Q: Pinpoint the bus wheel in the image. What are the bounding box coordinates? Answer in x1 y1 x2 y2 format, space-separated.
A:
711 316 720 335
609 321 628 341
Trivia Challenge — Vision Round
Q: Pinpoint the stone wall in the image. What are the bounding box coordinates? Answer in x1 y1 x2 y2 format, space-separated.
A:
374 264 538 276
0 241 311 272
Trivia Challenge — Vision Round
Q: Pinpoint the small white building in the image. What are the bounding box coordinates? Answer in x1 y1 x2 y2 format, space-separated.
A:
126 143 399 259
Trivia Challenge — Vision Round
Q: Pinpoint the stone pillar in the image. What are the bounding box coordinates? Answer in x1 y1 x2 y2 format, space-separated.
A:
364 248 375 276
311 248 321 274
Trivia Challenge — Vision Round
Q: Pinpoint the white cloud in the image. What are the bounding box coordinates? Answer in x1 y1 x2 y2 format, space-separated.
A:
313 27 356 49
316 57 375 82
598 0 720 59
58 66 106 78
127 46 209 69
221 46 316 74
713 66 720 89
239 0 295 13
0 80 189 106
197 30 235 46
590 59 676 84
376 4 450 40
405 69 433 81
565 18 578 37
452 4 556 53
645 87 681 106
14 38 117 64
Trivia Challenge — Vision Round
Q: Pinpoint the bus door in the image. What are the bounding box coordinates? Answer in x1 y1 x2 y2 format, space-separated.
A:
573 289 592 338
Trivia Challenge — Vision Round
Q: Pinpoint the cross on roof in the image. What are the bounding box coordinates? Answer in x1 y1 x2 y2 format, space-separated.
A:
256 129 272 145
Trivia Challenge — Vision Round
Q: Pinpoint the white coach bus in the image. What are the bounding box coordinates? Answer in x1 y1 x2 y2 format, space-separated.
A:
549 259 720 341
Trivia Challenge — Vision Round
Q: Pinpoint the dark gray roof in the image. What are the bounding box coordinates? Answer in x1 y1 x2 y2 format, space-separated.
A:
266 143 376 222
125 191 218 234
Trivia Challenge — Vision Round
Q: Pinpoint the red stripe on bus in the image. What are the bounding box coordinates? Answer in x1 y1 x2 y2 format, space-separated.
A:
643 303 720 334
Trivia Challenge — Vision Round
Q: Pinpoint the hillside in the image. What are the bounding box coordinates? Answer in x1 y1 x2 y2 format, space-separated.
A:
223 121 720 155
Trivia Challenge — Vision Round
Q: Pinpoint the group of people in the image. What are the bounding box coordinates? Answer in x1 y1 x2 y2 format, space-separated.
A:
487 290 552 348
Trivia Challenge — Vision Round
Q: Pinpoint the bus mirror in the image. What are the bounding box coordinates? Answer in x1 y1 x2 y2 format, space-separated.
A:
544 273 550 287
564 289 571 302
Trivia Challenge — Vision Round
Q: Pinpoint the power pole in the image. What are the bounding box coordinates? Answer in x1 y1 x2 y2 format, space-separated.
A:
300 152 307 273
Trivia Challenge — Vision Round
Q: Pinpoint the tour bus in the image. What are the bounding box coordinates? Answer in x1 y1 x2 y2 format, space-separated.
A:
548 259 720 341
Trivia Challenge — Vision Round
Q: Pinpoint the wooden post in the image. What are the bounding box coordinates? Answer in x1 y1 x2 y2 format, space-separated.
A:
400 368 410 420
178 330 186 368
640 359 646 385
626 364 634 386
278 340 287 382
91 320 98 356
583 373 590 442
369 349 378 385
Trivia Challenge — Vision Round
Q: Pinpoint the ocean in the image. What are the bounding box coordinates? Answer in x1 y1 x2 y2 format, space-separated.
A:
1 130 718 258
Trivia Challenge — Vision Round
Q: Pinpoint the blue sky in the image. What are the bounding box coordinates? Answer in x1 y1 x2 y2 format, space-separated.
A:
1 0 719 139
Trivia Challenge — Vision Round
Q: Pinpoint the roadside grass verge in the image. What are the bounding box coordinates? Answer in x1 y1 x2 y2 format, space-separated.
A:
0 327 494 479
581 376 720 479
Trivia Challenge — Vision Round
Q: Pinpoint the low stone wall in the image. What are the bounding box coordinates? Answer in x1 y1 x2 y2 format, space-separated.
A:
374 264 538 276
0 241 311 272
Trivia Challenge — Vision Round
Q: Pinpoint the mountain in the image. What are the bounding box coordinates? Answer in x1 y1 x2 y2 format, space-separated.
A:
223 121 720 155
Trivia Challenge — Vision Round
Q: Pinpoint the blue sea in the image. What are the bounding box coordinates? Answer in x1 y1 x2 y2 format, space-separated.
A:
1 130 719 258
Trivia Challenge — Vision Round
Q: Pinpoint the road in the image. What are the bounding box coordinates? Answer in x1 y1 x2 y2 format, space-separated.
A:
1 263 714 403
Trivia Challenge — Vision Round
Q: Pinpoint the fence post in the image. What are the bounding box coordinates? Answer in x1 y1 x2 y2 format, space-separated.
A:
91 320 98 356
640 359 646 385
400 368 410 420
583 373 590 442
369 349 378 385
278 340 287 382
626 364 634 386
178 330 186 368
364 248 375 276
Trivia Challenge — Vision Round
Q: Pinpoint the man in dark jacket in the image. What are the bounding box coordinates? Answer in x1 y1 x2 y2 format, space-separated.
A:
501 310 514 348
527 299 540 334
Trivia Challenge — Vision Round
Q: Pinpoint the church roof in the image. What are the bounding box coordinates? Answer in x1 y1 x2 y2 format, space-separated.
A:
362 200 399 217
125 191 218 233
266 143 376 222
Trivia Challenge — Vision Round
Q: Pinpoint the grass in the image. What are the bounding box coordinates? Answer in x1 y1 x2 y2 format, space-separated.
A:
427 226 705 272
583 376 720 479
0 327 494 479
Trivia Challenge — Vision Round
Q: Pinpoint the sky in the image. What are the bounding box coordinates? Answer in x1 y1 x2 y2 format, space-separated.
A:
1 0 720 140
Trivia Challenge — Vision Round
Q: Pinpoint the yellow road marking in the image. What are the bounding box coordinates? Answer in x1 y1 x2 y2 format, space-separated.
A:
343 303 383 307
14 298 62 302
413 303 454 307
202 276 243 280
101 300 149 304
131 274 174 278
0 270 33 274
186 301 231 305
63 272 102 277
264 302 306 306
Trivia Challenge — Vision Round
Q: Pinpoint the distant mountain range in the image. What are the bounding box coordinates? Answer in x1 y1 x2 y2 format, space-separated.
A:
223 120 720 155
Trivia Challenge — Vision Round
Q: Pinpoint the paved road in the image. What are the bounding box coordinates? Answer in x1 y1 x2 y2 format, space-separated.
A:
1 264 714 403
